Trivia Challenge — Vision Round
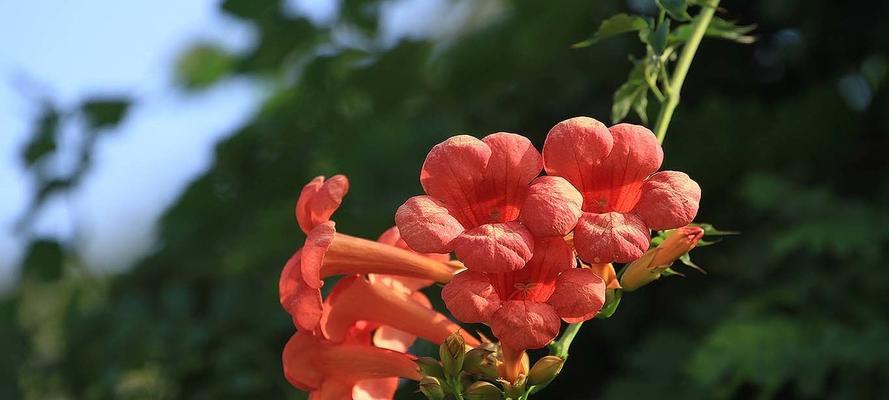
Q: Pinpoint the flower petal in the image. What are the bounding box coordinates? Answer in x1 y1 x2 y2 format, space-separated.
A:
520 176 583 237
477 132 543 222
295 175 349 234
452 222 534 272
633 171 701 230
283 332 323 390
323 276 479 346
353 378 399 400
372 291 431 352
503 237 575 302
377 226 450 262
279 250 324 331
548 268 606 322
491 301 561 350
395 196 465 254
542 117 614 193
574 212 650 263
441 270 501 323
301 221 336 289
579 123 664 213
420 135 491 227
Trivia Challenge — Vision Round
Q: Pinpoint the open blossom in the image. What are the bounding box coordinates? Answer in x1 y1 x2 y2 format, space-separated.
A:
279 175 459 331
283 328 420 400
440 237 606 351
283 269 479 398
620 225 705 291
396 133 583 273
543 117 701 264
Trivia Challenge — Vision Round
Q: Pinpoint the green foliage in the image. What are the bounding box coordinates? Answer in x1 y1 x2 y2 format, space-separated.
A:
4 0 889 399
572 14 649 48
656 0 692 21
670 17 756 44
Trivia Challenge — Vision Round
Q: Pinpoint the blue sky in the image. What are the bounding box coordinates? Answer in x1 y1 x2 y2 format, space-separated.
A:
0 0 262 287
0 0 497 290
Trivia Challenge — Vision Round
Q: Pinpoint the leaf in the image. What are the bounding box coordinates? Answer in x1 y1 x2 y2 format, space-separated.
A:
649 19 671 56
678 252 707 274
671 17 756 44
692 223 740 236
572 14 649 48
176 44 235 90
22 104 61 166
81 98 131 131
656 0 691 21
612 64 649 123
21 239 64 282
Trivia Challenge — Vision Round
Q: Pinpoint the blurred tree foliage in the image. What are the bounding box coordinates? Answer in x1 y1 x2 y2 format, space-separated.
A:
3 0 889 398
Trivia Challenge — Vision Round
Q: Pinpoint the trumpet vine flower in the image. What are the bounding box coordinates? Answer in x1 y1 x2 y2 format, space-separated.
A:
441 237 605 350
620 226 705 291
396 133 583 273
280 176 459 331
543 117 702 264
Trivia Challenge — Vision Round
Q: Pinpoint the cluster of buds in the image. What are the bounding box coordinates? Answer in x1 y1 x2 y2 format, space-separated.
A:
417 333 566 400
278 116 710 399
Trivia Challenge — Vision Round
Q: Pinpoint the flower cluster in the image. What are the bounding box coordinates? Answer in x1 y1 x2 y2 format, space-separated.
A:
396 117 701 354
279 176 479 399
277 116 703 398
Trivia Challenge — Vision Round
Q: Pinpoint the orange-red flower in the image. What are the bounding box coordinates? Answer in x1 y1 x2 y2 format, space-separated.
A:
620 226 705 291
396 134 583 273
441 237 605 351
543 117 701 264
283 327 421 400
280 176 458 331
281 221 479 398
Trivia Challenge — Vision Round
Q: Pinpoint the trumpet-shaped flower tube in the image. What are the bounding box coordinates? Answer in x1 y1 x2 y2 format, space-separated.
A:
543 117 701 264
283 328 422 400
396 133 583 273
620 226 705 291
441 237 605 350
280 176 458 331
323 275 480 347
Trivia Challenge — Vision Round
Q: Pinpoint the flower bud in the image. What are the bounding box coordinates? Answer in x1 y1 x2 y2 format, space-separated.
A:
527 356 564 386
419 376 445 400
464 381 503 400
440 332 466 377
620 226 704 291
416 356 445 379
463 348 498 378
502 374 527 399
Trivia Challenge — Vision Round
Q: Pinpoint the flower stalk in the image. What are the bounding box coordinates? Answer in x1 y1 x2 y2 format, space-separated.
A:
653 0 721 143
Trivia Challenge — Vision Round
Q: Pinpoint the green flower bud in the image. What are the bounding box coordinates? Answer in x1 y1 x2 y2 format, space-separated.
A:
419 376 445 400
527 356 564 386
416 356 445 379
464 381 503 400
440 332 466 377
463 348 497 378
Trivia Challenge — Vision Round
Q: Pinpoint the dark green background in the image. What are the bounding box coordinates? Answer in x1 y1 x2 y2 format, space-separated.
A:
4 0 889 398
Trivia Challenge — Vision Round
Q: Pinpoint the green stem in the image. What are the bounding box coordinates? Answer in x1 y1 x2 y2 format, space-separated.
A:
551 322 583 359
653 0 720 144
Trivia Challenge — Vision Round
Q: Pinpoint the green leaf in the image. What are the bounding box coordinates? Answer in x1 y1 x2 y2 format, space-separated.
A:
692 223 740 236
22 104 60 166
572 14 649 48
596 289 623 319
21 239 64 282
671 17 756 44
612 64 649 123
81 98 131 131
656 0 691 21
678 252 707 274
176 44 235 90
649 19 671 56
